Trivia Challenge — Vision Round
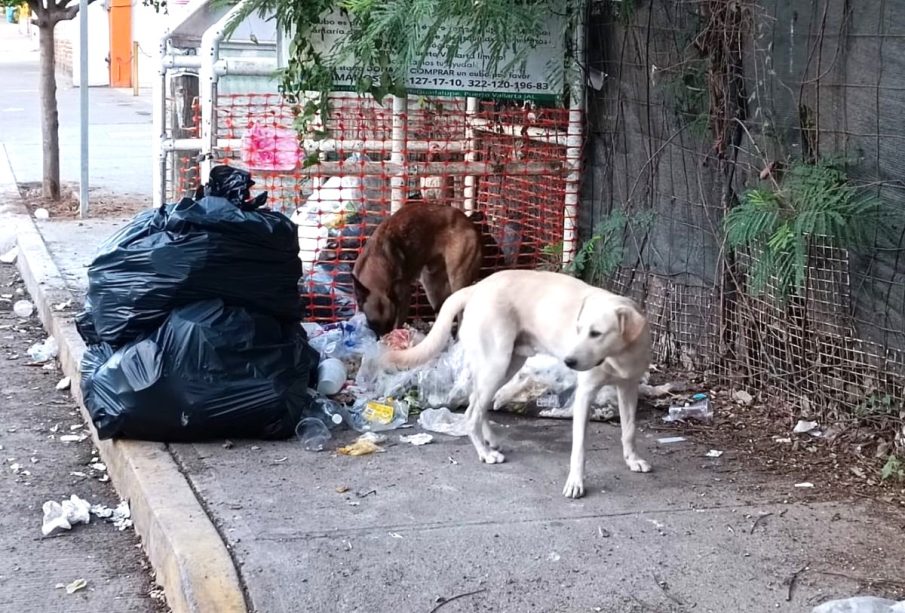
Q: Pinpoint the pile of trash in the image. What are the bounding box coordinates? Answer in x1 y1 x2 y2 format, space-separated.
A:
292 153 385 321
42 494 132 536
295 313 685 450
77 166 319 442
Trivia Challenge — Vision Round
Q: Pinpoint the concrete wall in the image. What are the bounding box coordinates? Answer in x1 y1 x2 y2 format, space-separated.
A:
55 2 110 87
51 0 192 90
132 4 171 90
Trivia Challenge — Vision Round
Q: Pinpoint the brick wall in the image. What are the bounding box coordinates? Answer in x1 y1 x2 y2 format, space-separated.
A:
55 37 72 75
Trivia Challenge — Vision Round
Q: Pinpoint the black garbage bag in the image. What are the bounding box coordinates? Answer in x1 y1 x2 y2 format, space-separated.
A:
76 171 302 346
203 165 268 210
80 300 319 442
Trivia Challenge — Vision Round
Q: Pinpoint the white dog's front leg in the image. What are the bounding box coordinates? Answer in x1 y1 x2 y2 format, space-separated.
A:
563 381 595 499
616 382 651 473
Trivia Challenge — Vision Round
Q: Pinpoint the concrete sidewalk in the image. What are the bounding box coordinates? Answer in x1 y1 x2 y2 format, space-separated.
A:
22 205 905 613
0 23 152 200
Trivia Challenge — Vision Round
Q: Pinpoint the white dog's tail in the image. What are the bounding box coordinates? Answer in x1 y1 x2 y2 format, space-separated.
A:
382 285 476 369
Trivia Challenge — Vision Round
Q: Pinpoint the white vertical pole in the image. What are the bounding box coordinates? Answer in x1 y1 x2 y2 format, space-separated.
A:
78 0 89 218
390 95 407 213
562 1 587 266
462 96 478 213
152 36 167 208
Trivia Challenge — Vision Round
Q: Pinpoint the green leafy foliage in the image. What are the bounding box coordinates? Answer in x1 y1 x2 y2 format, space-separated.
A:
855 394 900 419
568 210 654 281
881 454 905 482
725 160 883 299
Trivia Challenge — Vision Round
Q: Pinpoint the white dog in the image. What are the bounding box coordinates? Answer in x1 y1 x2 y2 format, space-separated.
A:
382 269 652 498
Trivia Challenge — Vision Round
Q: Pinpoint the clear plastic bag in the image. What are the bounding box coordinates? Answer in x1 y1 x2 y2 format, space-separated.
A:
812 597 905 613
418 407 469 437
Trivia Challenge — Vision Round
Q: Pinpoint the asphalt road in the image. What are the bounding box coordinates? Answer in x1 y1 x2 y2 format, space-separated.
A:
0 260 167 613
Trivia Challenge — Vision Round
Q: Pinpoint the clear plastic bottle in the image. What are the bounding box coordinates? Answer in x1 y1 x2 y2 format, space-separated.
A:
341 397 409 432
664 393 712 423
314 398 345 428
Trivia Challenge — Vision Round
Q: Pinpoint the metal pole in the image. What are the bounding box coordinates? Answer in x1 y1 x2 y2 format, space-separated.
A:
462 96 478 213
561 0 587 266
132 41 140 96
389 95 407 213
78 0 89 218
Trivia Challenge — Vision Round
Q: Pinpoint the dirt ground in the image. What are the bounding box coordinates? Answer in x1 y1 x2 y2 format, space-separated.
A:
649 373 905 510
0 263 168 613
18 182 150 220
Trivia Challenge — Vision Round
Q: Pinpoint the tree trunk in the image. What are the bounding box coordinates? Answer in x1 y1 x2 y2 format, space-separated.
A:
38 21 60 200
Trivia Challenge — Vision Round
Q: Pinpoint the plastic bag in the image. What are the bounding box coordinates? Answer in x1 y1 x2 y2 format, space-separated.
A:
309 312 377 360
812 597 905 613
42 495 92 536
418 407 469 437
240 122 301 172
76 175 302 347
353 338 469 408
204 165 268 210
80 300 319 442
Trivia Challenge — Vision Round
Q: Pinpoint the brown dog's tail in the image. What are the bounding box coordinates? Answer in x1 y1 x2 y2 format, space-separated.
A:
382 285 476 369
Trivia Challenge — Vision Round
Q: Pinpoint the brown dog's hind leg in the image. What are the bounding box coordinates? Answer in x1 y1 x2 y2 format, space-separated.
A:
420 267 452 313
393 281 413 330
445 232 483 294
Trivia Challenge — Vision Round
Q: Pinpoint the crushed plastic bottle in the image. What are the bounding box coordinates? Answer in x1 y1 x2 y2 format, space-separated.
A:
307 313 377 359
342 396 409 432
296 417 331 452
663 392 713 423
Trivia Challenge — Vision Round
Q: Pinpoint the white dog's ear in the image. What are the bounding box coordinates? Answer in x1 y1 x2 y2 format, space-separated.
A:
616 306 646 344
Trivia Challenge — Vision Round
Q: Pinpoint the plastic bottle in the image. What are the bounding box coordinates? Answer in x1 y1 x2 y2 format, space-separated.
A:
664 392 712 423
341 396 409 432
314 398 345 428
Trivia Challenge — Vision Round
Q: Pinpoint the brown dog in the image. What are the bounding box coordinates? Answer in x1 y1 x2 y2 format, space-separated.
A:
352 202 483 336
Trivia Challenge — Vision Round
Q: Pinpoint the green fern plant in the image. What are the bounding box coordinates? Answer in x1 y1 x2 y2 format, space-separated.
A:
725 160 882 299
568 210 654 281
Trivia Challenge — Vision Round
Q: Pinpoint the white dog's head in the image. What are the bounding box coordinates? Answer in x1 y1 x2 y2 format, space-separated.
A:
563 293 647 371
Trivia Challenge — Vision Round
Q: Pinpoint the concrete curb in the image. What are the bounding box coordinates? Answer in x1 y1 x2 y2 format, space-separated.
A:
6 178 247 612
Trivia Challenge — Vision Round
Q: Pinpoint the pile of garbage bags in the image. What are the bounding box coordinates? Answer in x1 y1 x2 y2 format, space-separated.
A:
77 166 319 442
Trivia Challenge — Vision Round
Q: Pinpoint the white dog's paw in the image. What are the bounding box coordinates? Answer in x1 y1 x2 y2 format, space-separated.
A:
625 455 651 473
479 449 506 464
562 474 585 499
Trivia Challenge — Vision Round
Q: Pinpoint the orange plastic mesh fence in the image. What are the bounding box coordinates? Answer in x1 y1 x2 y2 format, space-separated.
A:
209 93 578 323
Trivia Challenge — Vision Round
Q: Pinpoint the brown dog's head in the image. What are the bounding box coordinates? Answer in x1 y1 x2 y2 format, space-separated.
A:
352 275 397 337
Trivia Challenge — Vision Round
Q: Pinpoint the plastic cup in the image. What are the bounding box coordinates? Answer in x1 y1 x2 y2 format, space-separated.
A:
296 417 331 452
317 358 346 396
